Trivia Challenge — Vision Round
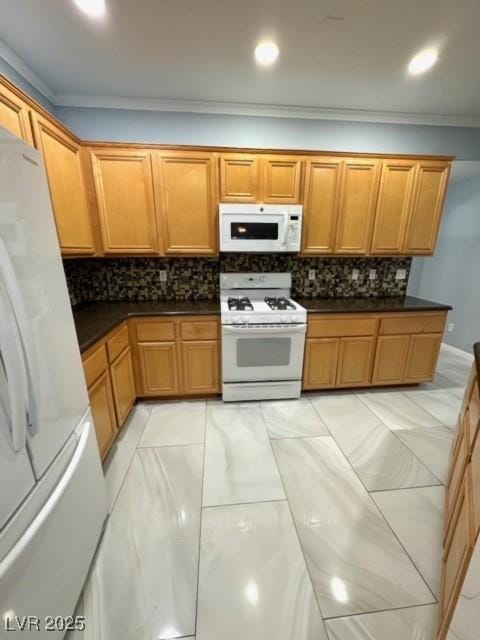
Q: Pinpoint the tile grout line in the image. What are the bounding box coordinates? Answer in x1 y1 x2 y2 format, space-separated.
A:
307 398 439 606
192 406 208 638
202 497 288 510
323 600 439 622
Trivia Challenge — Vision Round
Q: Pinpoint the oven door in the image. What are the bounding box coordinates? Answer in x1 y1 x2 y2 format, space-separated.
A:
220 212 288 252
222 324 307 382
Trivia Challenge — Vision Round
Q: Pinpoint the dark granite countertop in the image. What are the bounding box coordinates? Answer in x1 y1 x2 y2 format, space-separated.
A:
73 296 452 354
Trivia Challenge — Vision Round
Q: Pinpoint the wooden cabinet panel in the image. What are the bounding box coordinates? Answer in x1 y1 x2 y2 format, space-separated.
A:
335 159 380 254
157 151 217 254
31 113 95 255
181 340 219 394
404 333 442 382
337 337 375 387
372 335 410 385
106 323 129 363
302 158 342 254
82 343 108 388
371 160 416 254
0 82 33 144
110 346 136 426
219 154 260 202
88 371 117 460
307 315 377 338
180 319 219 341
445 415 469 535
135 320 176 342
404 161 450 255
90 148 158 254
471 430 480 539
262 156 302 203
137 342 179 396
302 338 339 389
440 468 474 634
379 313 447 335
467 379 480 449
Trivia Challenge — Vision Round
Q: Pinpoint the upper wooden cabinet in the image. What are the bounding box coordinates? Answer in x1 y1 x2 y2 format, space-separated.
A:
335 159 381 254
302 158 342 254
220 153 260 202
371 159 417 255
219 153 303 203
90 148 159 254
30 113 95 255
404 160 450 255
156 150 218 255
0 82 33 144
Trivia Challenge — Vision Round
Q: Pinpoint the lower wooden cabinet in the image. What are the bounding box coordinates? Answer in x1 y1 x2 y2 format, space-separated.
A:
303 338 339 389
131 315 221 397
110 346 136 424
337 337 375 387
372 335 410 385
404 333 442 382
87 369 117 460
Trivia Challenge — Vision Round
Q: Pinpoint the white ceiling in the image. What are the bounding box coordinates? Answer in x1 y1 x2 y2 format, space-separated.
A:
1 0 480 125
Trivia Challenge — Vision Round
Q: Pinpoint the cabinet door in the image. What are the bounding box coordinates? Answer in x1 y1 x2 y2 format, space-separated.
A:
137 342 179 396
370 160 416 255
371 335 410 385
90 148 159 254
302 158 342 254
404 333 442 383
335 159 380 254
30 113 95 255
157 151 217 254
0 82 33 144
337 337 375 387
181 340 219 394
219 153 260 202
302 338 339 389
110 347 136 426
404 160 450 255
88 371 117 460
262 155 302 203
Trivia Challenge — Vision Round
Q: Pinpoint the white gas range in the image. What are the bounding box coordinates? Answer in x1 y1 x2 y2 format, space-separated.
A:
220 273 307 402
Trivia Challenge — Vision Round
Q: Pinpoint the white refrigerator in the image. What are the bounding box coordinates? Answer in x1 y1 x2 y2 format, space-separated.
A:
0 128 107 636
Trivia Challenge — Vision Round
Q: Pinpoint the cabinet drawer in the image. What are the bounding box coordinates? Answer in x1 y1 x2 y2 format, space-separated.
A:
468 379 480 449
379 313 446 335
82 343 108 388
135 320 176 342
307 315 377 338
180 318 219 341
106 323 129 363
440 468 474 635
445 418 469 538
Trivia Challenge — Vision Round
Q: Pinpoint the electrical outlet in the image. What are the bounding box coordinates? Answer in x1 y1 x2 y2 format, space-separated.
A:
395 269 407 280
351 269 360 281
159 270 167 282
369 269 377 280
448 322 455 332
308 269 316 281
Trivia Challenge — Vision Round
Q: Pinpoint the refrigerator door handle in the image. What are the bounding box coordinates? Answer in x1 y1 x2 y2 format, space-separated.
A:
0 234 40 435
0 301 27 452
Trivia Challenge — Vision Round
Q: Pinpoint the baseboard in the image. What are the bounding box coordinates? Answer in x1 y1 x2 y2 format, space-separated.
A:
441 342 474 361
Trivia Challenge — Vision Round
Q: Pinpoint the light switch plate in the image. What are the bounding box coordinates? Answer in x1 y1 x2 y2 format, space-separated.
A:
395 269 407 280
369 269 377 280
308 269 316 281
351 269 360 281
448 323 455 332
159 270 167 282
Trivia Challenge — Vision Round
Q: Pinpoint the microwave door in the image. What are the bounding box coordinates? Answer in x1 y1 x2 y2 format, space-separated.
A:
221 213 285 252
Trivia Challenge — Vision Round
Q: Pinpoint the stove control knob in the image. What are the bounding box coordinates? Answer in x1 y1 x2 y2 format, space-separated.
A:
291 314 298 323
280 315 288 323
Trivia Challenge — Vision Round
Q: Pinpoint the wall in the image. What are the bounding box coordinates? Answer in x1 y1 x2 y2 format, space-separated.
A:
56 106 480 159
64 255 411 307
0 58 56 114
407 161 480 353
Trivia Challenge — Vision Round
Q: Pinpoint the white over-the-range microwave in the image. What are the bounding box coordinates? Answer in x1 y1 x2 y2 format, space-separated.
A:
219 203 303 252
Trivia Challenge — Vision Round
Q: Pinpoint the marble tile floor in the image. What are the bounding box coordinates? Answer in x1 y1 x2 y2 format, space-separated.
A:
73 344 473 640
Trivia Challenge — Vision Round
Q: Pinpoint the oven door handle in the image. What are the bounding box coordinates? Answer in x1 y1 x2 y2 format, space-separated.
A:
222 324 306 336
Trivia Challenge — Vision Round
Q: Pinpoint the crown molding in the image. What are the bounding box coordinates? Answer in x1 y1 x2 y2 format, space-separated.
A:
0 39 56 103
53 94 480 128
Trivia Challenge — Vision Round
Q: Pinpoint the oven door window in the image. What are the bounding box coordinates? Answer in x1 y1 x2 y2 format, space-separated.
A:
230 222 279 240
237 337 291 367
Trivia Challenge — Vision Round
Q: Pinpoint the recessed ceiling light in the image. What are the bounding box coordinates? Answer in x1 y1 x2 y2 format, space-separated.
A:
72 0 106 19
408 48 438 75
254 41 279 67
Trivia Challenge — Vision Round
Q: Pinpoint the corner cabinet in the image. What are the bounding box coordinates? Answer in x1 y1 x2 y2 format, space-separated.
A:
156 150 218 255
89 148 159 255
0 81 33 144
30 113 96 256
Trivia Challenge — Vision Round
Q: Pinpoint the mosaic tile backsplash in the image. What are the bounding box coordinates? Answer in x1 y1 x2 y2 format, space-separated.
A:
63 255 412 307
